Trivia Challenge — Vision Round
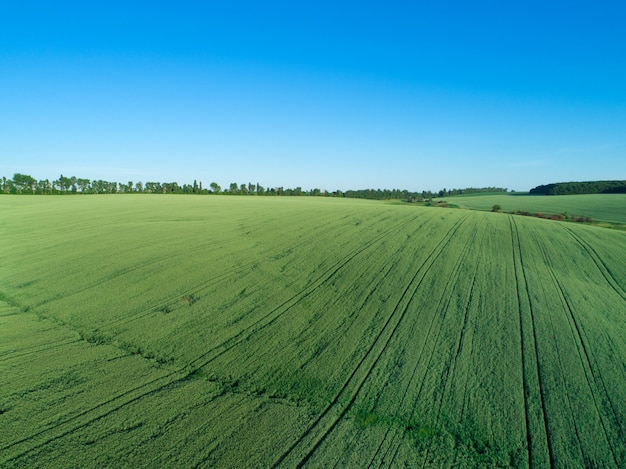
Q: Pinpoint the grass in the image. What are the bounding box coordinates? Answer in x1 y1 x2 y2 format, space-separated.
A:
1 195 625 467
441 192 626 224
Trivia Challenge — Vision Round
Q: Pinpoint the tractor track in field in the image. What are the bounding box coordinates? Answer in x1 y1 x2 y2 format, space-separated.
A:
530 229 586 464
30 215 342 334
410 222 483 469
71 215 381 335
23 216 343 354
184 214 423 373
367 217 479 467
509 216 534 469
0 368 183 463
511 216 554 469
386 226 477 467
264 240 413 466
271 214 471 468
562 226 626 302
31 249 186 309
0 337 80 364
533 227 622 467
1 215 400 464
278 217 434 379
553 227 626 424
1 213 418 465
276 248 408 382
2 349 259 466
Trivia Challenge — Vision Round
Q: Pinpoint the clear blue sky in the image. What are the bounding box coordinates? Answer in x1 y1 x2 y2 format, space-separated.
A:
2 1 625 192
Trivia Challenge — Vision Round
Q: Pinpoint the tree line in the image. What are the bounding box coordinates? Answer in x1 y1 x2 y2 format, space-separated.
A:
529 180 626 195
2 173 507 201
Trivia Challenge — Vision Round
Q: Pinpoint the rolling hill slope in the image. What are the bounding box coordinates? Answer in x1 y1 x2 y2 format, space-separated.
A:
443 193 626 224
1 195 625 467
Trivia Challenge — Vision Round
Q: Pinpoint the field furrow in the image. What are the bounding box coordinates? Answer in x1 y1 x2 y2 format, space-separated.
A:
511 216 553 468
184 213 421 375
541 245 620 467
562 225 626 301
272 214 470 467
2 196 625 468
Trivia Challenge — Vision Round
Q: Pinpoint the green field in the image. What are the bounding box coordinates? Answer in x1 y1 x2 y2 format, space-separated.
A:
442 193 626 224
2 195 625 467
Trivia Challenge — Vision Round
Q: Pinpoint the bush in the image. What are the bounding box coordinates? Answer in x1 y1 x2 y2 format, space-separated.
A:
492 205 501 212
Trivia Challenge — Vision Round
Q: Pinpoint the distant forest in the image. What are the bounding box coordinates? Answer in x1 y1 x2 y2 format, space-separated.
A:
2 173 507 201
529 180 626 195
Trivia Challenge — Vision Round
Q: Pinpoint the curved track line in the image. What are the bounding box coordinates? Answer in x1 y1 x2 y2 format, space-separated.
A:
562 225 626 301
534 227 621 467
271 214 471 468
1 368 184 462
32 215 342 338
185 214 422 373
384 218 480 468
119 213 415 346
511 217 554 468
0 337 80 364
2 213 417 464
414 222 484 469
370 217 479 467
508 216 533 468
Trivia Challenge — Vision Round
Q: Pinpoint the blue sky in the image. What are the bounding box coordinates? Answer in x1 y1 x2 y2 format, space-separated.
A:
1 1 625 191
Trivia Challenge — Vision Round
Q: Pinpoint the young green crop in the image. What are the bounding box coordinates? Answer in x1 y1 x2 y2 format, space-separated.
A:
444 192 626 224
1 195 624 467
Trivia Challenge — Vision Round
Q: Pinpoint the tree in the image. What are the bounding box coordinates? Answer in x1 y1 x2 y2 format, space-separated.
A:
37 179 52 194
145 182 161 193
492 204 501 212
12 173 37 194
76 178 91 193
210 182 221 194
55 174 73 193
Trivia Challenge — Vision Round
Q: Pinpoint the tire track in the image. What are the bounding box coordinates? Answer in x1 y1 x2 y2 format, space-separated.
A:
271 214 471 468
0 367 184 463
0 337 80 364
2 215 416 465
184 214 422 374
31 248 186 309
511 217 554 468
80 212 393 334
277 246 408 384
534 228 621 467
413 222 484 469
531 228 585 463
1 213 416 463
368 217 479 467
508 216 534 469
562 226 626 302
32 215 366 362
32 215 342 335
